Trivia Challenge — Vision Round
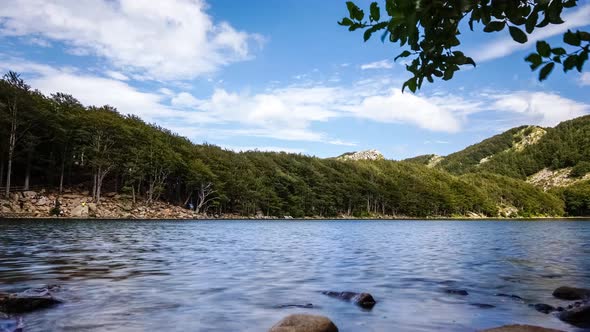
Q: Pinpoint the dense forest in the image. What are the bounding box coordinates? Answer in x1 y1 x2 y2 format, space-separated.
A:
0 71 585 218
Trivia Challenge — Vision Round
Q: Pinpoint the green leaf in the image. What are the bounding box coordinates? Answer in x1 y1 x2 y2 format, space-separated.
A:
539 62 554 81
579 31 590 41
525 10 538 34
525 53 543 70
370 2 380 22
536 41 551 57
564 30 581 46
483 21 505 33
509 26 527 44
443 69 454 81
576 51 588 72
395 50 412 61
402 77 417 93
363 29 372 42
551 47 567 56
346 1 364 21
563 55 578 72
338 18 353 26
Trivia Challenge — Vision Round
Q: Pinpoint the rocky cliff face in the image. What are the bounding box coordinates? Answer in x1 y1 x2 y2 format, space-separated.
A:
337 149 385 161
527 168 590 191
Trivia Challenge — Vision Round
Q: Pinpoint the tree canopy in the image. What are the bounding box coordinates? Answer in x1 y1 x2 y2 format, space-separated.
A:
339 0 589 92
0 71 569 218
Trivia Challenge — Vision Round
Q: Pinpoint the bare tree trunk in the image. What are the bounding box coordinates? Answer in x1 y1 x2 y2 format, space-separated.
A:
0 155 4 188
131 185 136 204
92 170 97 200
24 151 31 191
59 158 65 193
5 121 16 198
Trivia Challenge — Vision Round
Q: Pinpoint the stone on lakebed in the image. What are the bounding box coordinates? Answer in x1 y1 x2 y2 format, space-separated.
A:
269 314 338 332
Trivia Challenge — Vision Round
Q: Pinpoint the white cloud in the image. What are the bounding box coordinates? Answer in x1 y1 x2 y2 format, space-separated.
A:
361 59 394 70
579 72 590 86
0 0 262 80
105 70 129 81
472 4 590 62
3 57 587 148
490 91 589 127
171 92 203 108
346 89 463 132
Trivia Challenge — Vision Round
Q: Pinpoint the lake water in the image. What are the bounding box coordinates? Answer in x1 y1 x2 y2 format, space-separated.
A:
1 220 589 331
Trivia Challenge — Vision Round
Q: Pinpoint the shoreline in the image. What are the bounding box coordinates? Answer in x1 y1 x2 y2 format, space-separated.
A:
2 216 589 221
1 189 588 221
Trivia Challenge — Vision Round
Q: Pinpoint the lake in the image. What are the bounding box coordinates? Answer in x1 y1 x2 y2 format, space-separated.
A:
1 220 589 331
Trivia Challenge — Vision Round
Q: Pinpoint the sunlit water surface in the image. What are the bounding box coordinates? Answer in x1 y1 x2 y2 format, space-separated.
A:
1 220 590 331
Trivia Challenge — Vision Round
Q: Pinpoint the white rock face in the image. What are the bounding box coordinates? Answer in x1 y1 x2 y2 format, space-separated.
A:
527 168 590 191
337 149 385 161
427 155 444 168
512 126 547 152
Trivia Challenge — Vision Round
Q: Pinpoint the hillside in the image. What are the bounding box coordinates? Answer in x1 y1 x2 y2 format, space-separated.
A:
406 116 590 190
0 72 566 218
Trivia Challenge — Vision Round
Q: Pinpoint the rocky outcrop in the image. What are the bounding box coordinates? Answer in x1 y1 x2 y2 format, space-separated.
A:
427 155 445 168
479 325 563 332
269 314 338 332
321 291 376 309
0 189 206 219
553 286 590 300
336 150 384 161
512 126 547 152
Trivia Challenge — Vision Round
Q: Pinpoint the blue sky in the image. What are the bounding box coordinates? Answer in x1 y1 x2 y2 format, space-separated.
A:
0 0 589 159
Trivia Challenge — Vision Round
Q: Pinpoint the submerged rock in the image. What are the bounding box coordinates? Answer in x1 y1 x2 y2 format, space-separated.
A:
445 289 469 296
0 286 62 314
470 303 496 309
276 304 314 309
552 286 590 301
269 314 338 332
495 293 524 301
531 303 556 314
558 303 590 328
321 291 376 309
479 324 564 332
0 294 61 314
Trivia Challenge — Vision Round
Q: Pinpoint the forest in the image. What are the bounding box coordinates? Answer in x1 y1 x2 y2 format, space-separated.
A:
0 71 584 218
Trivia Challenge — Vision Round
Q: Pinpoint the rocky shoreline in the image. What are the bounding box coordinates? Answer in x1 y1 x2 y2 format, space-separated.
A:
0 189 578 220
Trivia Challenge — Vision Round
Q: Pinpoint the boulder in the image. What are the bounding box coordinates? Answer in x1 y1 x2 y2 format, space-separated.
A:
558 303 590 328
269 314 338 332
21 191 37 199
70 205 89 218
35 196 50 206
479 325 564 332
8 193 19 202
0 293 61 314
552 286 590 300
87 203 97 213
321 291 376 309
531 303 556 314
